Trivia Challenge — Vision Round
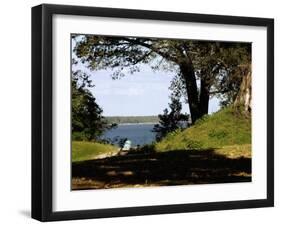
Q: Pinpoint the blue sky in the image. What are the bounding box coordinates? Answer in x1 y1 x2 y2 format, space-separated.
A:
72 38 220 117
89 67 184 116
74 64 220 116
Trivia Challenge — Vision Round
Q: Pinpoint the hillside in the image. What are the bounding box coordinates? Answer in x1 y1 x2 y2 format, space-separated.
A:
155 107 251 154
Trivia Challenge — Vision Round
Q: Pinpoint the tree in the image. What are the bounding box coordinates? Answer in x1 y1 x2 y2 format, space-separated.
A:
72 78 103 140
72 70 116 141
190 42 251 110
74 35 251 123
207 43 252 108
152 97 189 141
233 64 251 114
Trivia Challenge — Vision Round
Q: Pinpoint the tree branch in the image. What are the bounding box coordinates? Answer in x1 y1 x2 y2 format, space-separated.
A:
122 37 179 63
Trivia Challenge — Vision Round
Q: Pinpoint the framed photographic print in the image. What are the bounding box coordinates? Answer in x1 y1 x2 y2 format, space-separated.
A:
32 4 274 221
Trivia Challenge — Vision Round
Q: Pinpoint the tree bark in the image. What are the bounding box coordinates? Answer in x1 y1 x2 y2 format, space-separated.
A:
234 69 251 114
199 78 210 117
179 62 201 124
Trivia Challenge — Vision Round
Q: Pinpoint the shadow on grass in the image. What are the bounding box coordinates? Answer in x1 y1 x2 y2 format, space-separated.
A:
72 149 251 190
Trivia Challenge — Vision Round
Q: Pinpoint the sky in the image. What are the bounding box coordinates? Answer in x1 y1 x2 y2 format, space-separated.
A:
72 38 220 117
74 64 220 116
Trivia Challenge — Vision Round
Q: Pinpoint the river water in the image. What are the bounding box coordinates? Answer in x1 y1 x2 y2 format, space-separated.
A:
102 123 156 146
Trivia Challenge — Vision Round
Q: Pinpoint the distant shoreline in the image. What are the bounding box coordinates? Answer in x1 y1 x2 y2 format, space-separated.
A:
105 115 159 125
116 122 158 126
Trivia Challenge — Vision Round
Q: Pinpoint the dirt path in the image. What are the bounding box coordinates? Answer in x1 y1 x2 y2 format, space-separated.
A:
72 149 251 190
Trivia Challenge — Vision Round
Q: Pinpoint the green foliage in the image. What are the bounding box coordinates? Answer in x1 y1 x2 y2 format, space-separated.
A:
72 131 89 141
152 97 190 141
72 141 118 162
155 106 251 151
73 34 251 123
72 72 114 141
211 44 252 107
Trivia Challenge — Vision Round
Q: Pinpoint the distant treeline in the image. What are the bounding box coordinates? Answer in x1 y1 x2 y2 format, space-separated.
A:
106 116 159 124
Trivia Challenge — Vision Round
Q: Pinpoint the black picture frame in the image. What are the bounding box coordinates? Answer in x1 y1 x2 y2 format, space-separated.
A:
32 3 274 222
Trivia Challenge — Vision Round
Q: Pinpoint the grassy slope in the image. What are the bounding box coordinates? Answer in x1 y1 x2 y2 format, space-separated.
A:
72 141 119 162
155 107 251 158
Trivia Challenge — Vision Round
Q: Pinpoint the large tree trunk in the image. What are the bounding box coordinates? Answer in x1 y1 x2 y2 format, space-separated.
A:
234 68 251 114
199 78 210 117
179 62 201 124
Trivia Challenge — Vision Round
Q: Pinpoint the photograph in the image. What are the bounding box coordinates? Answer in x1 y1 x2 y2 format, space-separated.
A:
71 34 252 190
31 3 274 221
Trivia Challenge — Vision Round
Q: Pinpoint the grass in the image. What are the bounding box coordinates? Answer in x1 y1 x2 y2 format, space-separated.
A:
155 107 251 155
214 144 251 159
72 107 252 190
72 141 119 162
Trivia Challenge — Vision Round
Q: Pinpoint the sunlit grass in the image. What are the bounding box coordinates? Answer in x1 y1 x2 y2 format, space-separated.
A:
155 107 251 153
214 144 251 159
72 141 119 162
